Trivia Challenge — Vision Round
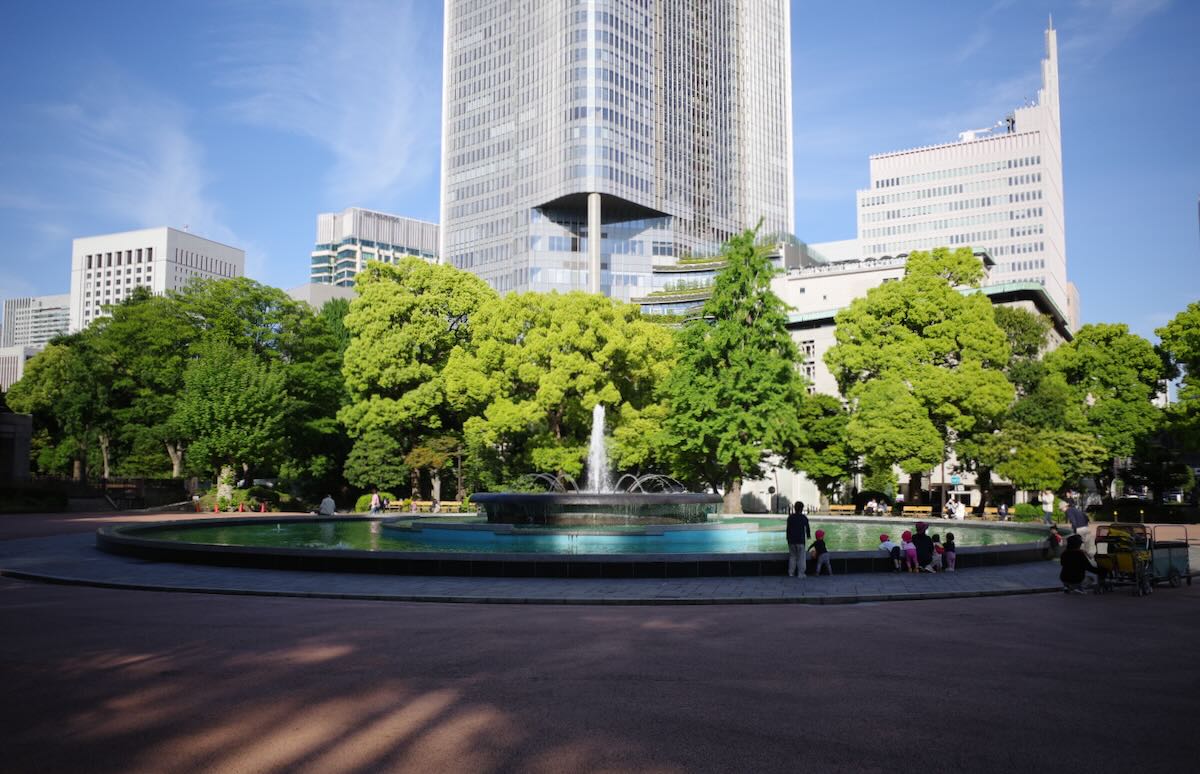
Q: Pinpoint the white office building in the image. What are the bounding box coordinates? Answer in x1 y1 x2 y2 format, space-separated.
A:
0 345 39 392
439 0 794 300
69 227 245 332
856 21 1079 329
1 294 69 348
310 208 439 287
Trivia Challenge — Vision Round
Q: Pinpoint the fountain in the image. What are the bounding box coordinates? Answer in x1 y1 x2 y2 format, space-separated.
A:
94 409 1051 578
471 404 722 526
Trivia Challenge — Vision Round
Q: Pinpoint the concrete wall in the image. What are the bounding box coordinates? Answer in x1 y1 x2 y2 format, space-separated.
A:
0 413 32 482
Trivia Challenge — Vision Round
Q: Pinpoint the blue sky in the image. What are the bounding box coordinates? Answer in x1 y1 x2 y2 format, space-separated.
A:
1 0 1196 341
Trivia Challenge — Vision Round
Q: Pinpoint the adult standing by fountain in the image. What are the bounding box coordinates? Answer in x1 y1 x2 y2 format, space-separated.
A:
786 501 811 578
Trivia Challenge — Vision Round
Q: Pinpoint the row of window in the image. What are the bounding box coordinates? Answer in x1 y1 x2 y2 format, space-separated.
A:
873 155 1042 189
83 247 152 269
998 259 1047 272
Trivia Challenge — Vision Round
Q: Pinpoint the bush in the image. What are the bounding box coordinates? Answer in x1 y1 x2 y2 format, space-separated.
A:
1012 503 1044 522
198 485 284 513
354 491 397 513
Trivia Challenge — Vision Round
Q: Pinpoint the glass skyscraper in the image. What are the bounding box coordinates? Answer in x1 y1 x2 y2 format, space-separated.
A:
439 0 794 300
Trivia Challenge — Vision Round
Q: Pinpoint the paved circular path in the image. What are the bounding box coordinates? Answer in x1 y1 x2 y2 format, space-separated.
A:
0 512 1071 604
3 512 1199 773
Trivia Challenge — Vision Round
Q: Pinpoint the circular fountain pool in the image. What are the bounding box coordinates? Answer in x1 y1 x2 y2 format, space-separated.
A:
96 516 1050 578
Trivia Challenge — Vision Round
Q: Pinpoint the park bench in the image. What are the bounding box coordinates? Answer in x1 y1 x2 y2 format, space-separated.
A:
902 505 933 516
982 506 1000 520
385 500 466 514
828 504 857 515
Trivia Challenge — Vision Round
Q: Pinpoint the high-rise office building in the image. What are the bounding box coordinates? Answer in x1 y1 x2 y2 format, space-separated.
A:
309 207 439 287
1 294 69 348
440 0 794 300
856 21 1078 329
69 227 245 332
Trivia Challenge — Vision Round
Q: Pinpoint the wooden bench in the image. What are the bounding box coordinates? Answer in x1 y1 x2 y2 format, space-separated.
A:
385 500 465 514
982 506 999 520
828 505 857 514
902 506 934 516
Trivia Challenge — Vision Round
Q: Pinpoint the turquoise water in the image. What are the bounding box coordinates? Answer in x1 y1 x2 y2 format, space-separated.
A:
142 518 1046 556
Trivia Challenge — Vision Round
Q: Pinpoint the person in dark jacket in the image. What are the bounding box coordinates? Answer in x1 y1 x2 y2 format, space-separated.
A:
786 501 811 577
913 522 936 572
1060 534 1103 593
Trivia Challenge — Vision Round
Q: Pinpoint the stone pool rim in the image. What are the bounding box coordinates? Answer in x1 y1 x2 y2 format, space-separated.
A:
96 516 1052 579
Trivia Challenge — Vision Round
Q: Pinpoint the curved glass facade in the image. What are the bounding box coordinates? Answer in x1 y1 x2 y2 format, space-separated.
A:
441 0 794 301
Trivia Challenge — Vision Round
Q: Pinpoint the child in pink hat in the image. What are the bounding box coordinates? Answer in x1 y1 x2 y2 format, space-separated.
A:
809 529 832 576
900 530 918 573
878 533 902 572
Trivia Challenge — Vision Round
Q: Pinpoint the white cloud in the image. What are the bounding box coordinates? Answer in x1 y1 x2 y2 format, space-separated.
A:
216 0 443 209
1063 0 1173 64
953 0 1018 63
17 65 266 278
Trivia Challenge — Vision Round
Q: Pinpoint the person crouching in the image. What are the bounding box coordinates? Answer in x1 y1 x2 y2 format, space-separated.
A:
1060 534 1104 594
878 533 902 572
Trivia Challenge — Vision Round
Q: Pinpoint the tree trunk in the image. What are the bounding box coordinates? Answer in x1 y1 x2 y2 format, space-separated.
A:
75 438 88 482
99 433 111 480
977 467 993 515
217 465 235 501
907 473 922 504
165 442 184 478
723 477 743 515
410 466 421 500
454 451 464 502
73 458 84 482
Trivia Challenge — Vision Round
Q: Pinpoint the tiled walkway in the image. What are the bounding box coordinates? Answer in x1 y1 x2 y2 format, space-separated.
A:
0 532 1070 605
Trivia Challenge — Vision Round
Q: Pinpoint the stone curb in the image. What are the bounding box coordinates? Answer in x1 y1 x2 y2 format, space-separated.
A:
0 567 1062 606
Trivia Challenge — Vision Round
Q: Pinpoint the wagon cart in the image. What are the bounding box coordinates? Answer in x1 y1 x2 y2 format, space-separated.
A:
1093 523 1193 596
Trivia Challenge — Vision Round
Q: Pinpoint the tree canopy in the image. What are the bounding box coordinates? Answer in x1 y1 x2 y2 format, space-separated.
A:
339 258 496 493
445 289 673 489
661 227 809 511
824 247 1013 480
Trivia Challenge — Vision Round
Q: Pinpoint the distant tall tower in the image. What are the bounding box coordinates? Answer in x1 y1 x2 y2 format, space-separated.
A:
439 0 795 299
856 21 1076 328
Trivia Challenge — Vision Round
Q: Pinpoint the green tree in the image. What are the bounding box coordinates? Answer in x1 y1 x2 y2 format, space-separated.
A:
446 290 673 490
275 299 352 498
173 277 310 358
994 305 1052 364
340 259 496 492
661 227 809 512
1044 323 1165 494
6 334 114 480
788 393 854 504
1157 301 1200 451
824 247 1013 494
173 341 288 492
343 429 410 494
90 288 197 477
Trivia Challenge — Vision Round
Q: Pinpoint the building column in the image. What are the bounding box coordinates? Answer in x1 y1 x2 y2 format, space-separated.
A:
588 192 602 294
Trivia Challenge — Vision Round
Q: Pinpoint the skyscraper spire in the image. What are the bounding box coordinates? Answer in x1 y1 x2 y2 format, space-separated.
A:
1048 13 1054 31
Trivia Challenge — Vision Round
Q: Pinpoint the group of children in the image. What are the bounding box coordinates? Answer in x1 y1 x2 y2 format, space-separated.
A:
877 526 957 573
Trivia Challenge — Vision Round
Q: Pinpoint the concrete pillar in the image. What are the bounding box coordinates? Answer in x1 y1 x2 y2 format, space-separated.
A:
588 192 602 294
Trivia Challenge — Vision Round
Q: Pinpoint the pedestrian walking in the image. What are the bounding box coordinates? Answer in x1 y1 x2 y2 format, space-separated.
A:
1040 489 1055 525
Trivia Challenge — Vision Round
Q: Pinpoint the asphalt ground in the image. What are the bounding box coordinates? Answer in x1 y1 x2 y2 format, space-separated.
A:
1 512 1198 773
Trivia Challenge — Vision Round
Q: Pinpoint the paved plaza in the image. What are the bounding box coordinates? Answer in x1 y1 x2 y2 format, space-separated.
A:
2 512 1198 773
